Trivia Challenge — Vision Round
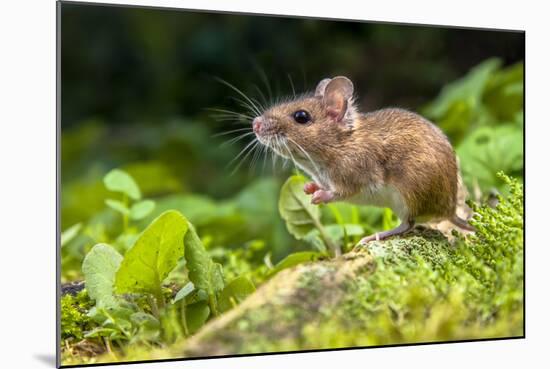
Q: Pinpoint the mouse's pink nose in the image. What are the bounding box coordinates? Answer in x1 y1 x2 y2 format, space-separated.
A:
252 117 263 133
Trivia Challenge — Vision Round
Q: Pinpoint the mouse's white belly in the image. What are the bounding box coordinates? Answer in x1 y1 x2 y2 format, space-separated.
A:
347 184 409 220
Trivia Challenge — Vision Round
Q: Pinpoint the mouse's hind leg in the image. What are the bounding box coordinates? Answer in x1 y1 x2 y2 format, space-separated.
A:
358 219 415 245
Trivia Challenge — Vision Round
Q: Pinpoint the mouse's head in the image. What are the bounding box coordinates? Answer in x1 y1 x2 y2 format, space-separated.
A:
252 76 358 164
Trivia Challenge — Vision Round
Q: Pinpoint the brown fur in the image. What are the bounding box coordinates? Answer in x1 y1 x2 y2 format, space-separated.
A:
256 92 459 222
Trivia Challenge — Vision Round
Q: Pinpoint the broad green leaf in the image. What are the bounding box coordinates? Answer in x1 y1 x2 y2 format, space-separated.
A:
82 244 123 308
218 276 256 312
104 168 141 200
129 200 156 220
185 302 210 335
424 58 501 118
484 62 524 122
324 224 365 240
184 224 225 296
173 282 195 303
457 124 523 192
131 312 161 341
115 211 188 295
105 199 130 215
61 223 82 247
130 312 160 329
279 175 321 240
185 289 209 305
267 251 322 277
86 305 135 340
423 58 502 141
303 231 327 253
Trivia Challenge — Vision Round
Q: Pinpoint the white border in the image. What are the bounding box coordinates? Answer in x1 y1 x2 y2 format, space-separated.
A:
1 1 547 368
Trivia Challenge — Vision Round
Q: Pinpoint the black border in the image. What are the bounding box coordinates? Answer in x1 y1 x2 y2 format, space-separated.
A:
56 1 526 368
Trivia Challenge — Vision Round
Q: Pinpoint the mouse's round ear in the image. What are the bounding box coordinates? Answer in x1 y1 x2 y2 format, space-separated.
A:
315 78 332 97
322 76 354 123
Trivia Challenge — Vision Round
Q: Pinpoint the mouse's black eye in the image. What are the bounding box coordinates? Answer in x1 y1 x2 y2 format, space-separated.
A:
293 110 311 124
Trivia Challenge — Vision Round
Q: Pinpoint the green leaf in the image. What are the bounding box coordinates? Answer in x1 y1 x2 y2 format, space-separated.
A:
278 175 321 239
424 58 501 118
184 224 225 296
173 282 195 303
131 312 161 341
129 200 156 220
484 62 524 122
105 199 130 215
423 58 502 141
185 302 210 334
130 312 160 329
115 211 188 297
324 224 365 240
267 251 322 277
82 244 123 308
457 124 523 191
218 276 256 312
61 223 82 247
104 168 141 200
381 209 398 231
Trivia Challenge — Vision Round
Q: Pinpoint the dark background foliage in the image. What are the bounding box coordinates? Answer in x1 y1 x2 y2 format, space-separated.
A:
61 3 523 126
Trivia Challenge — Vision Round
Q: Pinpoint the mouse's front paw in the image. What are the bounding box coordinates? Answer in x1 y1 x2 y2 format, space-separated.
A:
311 189 335 204
303 182 320 195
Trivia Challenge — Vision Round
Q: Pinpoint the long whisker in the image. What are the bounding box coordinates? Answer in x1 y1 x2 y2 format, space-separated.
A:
287 73 296 99
206 108 255 119
252 84 269 111
212 127 251 137
228 139 257 167
214 77 262 116
249 140 265 173
220 132 256 147
251 61 273 105
281 139 300 173
250 96 267 113
231 140 260 175
206 108 254 126
230 96 261 117
286 137 322 180
261 139 270 173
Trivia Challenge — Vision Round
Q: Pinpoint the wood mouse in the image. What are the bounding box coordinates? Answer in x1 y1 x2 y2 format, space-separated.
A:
251 76 474 244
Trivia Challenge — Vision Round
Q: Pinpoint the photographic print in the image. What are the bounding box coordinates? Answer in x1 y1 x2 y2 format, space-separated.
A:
58 1 524 366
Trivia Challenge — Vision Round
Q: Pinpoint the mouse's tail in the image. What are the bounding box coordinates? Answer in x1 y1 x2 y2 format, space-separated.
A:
451 215 476 232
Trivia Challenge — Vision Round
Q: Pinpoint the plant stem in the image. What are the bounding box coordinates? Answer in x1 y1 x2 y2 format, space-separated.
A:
208 293 219 317
180 302 189 337
293 190 341 257
122 194 129 232
155 288 165 311
147 295 160 319
314 217 341 257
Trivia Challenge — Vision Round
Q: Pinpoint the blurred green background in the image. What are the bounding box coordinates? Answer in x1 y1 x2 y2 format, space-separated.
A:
60 3 524 280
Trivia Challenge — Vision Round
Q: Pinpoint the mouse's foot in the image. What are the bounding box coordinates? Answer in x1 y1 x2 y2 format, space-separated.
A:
357 220 415 245
304 182 320 195
311 189 335 204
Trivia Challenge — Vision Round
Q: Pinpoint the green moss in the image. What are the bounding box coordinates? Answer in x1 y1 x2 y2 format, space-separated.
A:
61 290 94 341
